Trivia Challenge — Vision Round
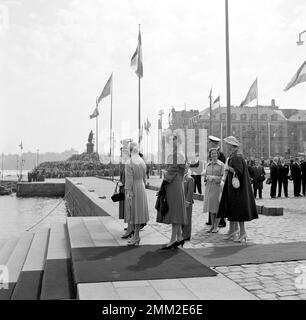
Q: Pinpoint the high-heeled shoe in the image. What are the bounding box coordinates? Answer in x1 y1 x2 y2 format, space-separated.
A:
224 230 239 240
234 233 247 244
174 239 185 248
121 230 134 239
127 237 140 246
161 241 178 250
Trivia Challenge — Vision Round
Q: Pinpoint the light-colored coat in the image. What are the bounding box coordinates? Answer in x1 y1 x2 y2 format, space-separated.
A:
124 154 149 224
203 160 225 214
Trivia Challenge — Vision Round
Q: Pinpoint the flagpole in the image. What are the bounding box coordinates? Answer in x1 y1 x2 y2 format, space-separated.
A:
209 89 212 135
138 24 141 147
268 121 271 159
96 99 99 154
110 76 113 163
256 77 259 160
225 0 231 137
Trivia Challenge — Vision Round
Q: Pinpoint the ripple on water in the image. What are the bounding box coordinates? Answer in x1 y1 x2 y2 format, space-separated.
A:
0 194 67 240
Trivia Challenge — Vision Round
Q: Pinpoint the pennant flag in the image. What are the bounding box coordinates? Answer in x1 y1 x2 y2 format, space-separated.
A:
146 118 151 133
212 96 220 110
19 141 23 150
284 60 306 91
240 78 257 107
208 88 212 99
97 73 113 104
131 29 143 78
90 107 99 119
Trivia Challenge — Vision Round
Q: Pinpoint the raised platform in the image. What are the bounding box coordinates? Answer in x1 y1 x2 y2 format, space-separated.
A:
16 182 65 197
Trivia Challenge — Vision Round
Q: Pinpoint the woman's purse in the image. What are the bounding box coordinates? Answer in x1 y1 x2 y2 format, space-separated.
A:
232 172 240 189
111 182 125 202
266 177 272 185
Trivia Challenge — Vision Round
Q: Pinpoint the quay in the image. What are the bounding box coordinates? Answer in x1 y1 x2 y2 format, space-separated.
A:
1 177 306 300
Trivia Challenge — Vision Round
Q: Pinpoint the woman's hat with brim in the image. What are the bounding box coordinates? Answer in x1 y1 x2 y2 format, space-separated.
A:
223 136 240 146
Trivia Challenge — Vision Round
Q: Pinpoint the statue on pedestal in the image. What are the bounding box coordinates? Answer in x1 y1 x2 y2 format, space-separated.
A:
87 130 94 154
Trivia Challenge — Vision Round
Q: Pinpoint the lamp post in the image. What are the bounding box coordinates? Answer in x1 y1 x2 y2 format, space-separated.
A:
225 0 231 138
297 30 306 46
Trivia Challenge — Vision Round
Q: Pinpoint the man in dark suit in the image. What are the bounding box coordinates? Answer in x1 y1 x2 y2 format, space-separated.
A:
291 157 302 197
270 157 279 198
252 159 265 199
206 135 226 228
301 159 306 196
278 158 289 198
182 169 195 241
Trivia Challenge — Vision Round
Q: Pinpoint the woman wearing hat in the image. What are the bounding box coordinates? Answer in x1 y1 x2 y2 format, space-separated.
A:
217 136 258 243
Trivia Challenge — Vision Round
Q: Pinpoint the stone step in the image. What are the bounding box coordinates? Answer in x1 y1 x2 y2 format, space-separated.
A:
40 222 75 300
0 233 34 300
0 237 19 265
11 228 50 300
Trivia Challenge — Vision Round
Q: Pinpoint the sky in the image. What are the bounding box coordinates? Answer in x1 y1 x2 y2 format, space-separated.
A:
1 0 306 155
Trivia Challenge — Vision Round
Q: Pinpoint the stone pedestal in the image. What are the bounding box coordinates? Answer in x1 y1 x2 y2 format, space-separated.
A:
87 143 94 154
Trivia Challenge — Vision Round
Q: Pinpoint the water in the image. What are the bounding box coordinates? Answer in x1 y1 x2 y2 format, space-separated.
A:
0 194 67 240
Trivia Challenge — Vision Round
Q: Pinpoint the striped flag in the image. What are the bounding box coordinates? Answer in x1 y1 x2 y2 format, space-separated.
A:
284 60 306 91
212 96 220 110
131 29 143 78
97 73 113 104
240 78 257 107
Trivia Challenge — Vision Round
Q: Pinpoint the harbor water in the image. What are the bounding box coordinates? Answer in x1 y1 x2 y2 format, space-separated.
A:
0 193 67 240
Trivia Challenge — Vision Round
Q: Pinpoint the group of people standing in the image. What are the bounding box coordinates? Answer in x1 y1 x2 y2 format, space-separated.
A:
117 134 258 248
269 156 306 198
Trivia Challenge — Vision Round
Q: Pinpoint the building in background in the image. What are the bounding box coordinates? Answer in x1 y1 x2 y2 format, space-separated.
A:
165 100 306 159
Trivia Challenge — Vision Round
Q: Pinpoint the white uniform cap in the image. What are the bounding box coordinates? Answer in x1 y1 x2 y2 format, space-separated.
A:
208 135 221 142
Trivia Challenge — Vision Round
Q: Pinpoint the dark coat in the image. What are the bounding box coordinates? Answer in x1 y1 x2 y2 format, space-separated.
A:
217 150 258 222
119 167 125 220
278 164 289 181
291 163 301 181
301 161 306 179
270 163 279 182
252 165 265 190
218 151 226 164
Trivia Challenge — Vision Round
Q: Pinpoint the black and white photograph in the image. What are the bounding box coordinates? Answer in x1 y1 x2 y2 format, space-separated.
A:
1 0 306 311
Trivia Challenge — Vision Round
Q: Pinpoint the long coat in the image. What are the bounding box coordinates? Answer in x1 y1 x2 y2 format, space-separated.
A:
118 166 125 220
217 150 258 222
252 165 265 190
124 154 149 225
203 160 225 214
156 161 187 225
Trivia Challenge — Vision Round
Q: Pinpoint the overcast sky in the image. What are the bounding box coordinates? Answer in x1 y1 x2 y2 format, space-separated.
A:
1 0 306 155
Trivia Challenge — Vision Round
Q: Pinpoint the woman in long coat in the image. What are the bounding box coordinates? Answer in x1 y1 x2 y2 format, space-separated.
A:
217 136 258 243
157 148 187 249
203 148 225 233
124 142 149 246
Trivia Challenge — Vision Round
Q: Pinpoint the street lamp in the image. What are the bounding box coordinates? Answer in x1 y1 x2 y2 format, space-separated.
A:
297 30 306 46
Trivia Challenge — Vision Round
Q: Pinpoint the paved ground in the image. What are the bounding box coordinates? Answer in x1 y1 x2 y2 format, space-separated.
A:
76 176 306 300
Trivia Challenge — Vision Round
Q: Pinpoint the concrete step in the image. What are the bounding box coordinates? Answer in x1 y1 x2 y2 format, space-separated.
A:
0 237 19 265
0 233 34 300
40 222 75 300
11 228 50 300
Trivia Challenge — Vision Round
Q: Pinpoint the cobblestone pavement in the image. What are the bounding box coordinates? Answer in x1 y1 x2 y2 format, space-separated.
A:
144 176 306 300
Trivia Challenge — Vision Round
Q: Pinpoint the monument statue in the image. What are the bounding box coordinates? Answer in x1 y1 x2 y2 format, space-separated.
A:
88 130 94 144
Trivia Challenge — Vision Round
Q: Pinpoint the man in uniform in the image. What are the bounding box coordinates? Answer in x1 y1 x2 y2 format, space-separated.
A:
206 135 226 228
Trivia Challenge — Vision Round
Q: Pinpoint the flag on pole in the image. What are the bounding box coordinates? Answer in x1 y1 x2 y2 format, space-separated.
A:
19 141 23 150
284 60 306 91
90 98 99 119
146 118 151 133
212 96 220 110
97 73 113 104
240 78 257 107
208 88 212 99
131 28 143 78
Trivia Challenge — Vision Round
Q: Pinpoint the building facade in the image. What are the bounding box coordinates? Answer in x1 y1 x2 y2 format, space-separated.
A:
167 101 306 159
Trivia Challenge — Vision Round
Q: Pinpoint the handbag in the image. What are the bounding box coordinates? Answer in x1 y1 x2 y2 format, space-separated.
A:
232 172 240 189
266 177 272 185
111 182 125 202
